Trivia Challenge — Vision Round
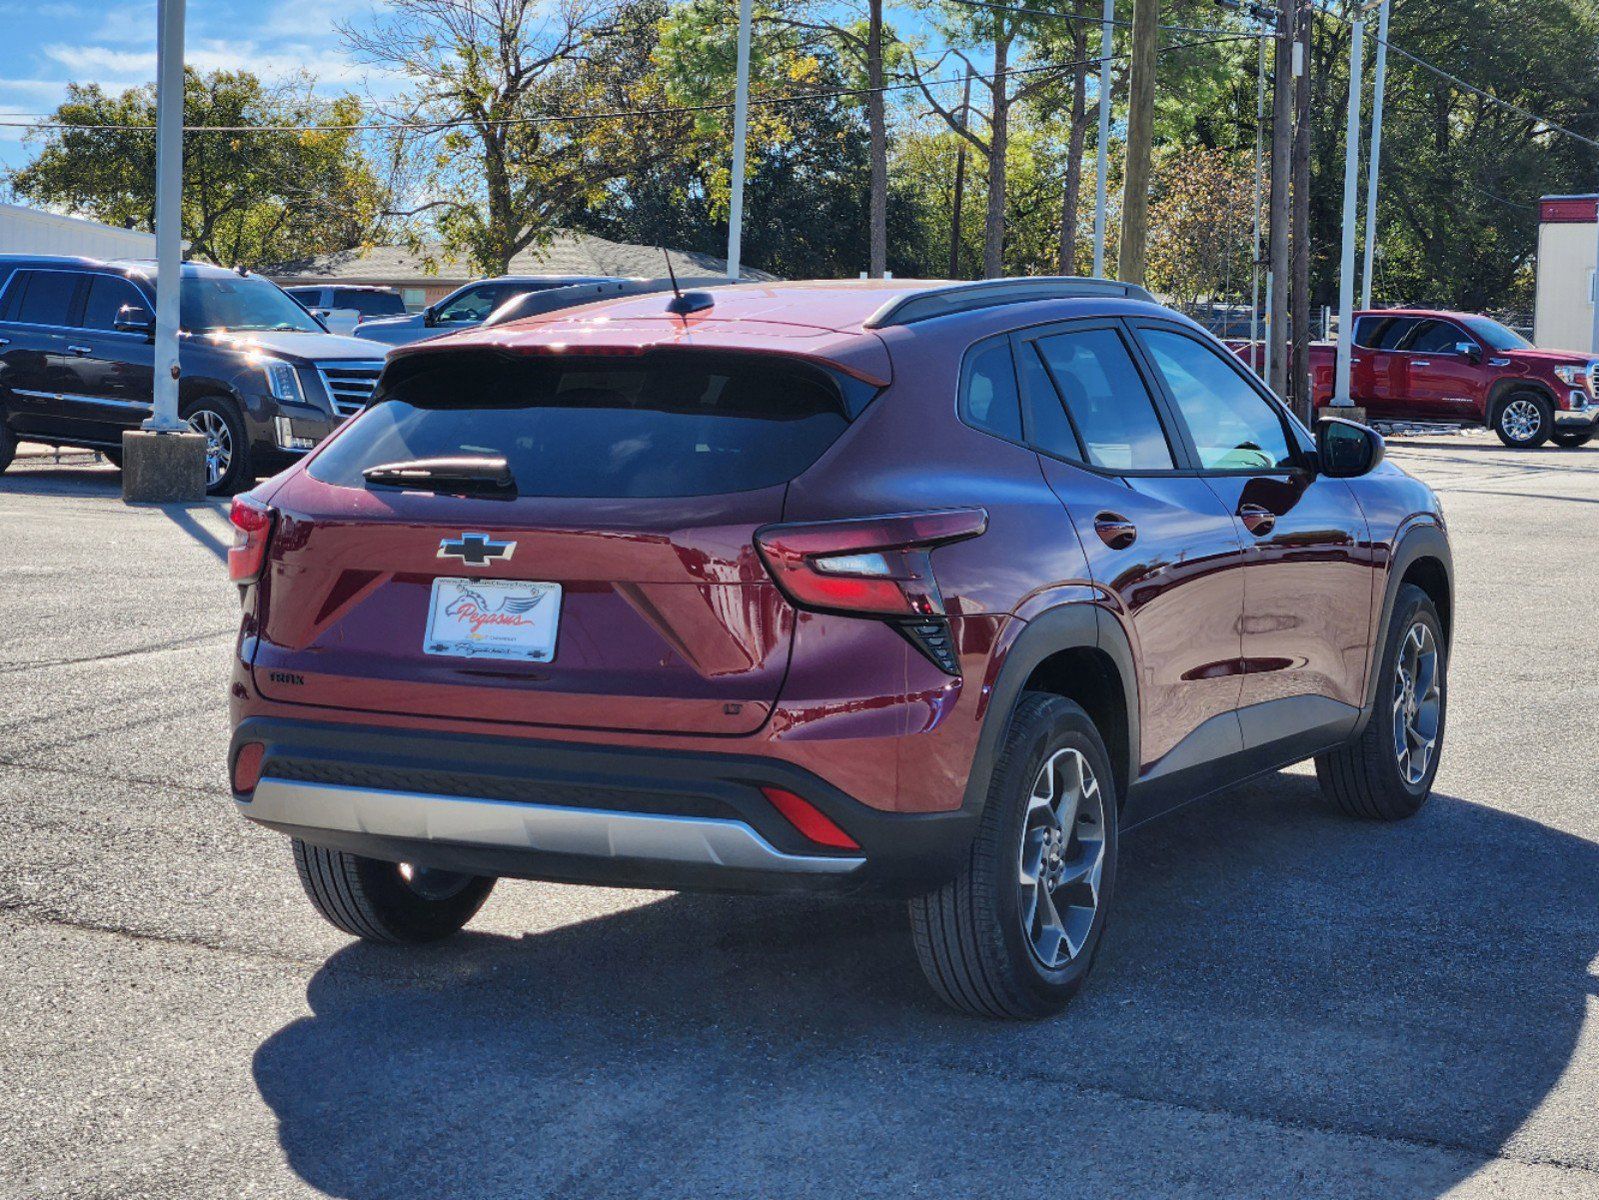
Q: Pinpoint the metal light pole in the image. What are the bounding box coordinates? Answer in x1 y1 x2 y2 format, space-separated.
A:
1359 0 1389 310
1332 12 1365 407
148 0 185 434
1092 0 1114 277
1590 202 1599 353
1249 31 1265 373
725 0 753 282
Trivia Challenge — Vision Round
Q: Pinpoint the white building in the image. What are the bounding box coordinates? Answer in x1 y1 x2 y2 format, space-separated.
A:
0 203 158 260
1534 194 1599 351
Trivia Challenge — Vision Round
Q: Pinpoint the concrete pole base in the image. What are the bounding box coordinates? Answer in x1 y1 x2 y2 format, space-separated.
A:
1326 405 1368 424
121 430 208 504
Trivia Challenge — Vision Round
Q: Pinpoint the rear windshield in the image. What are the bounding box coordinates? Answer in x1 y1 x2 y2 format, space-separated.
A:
308 351 862 498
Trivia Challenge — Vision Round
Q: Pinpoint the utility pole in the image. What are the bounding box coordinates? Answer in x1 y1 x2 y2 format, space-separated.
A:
149 0 185 436
1250 30 1265 373
725 0 753 281
1118 0 1157 285
949 68 973 279
1092 0 1114 277
867 0 887 279
1267 0 1292 398
1290 2 1312 422
1360 0 1389 310
1332 11 1364 407
1590 202 1599 353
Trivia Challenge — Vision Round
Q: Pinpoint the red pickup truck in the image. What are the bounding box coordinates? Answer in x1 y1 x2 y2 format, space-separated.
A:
1231 309 1599 448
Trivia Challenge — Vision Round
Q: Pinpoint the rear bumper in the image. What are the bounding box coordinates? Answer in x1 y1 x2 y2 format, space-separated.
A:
230 717 978 896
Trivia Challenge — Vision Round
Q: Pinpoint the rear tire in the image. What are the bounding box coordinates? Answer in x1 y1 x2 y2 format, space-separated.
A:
1314 584 1445 821
1493 391 1553 448
1552 430 1593 448
910 693 1118 1019
292 839 496 944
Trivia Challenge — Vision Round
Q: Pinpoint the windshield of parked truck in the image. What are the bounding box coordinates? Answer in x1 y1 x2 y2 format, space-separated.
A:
179 275 325 334
1460 316 1532 352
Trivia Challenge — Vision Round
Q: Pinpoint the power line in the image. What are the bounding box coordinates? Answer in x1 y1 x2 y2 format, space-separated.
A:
0 34 1254 136
949 0 1266 40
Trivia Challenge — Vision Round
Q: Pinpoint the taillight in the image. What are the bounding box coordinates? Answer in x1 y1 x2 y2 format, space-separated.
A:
753 509 987 618
228 494 276 584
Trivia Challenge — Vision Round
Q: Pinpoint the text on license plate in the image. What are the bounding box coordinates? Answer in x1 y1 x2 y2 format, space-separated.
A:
424 577 561 663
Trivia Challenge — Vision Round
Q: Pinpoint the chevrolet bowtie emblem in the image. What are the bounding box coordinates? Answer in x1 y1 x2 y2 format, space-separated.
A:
437 532 516 566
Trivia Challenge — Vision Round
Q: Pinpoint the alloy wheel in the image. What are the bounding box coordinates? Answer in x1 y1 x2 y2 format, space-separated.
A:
1392 621 1442 786
1018 746 1107 970
1501 398 1542 443
186 409 232 487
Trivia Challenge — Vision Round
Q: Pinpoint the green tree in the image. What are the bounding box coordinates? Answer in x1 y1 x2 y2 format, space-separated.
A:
9 70 387 267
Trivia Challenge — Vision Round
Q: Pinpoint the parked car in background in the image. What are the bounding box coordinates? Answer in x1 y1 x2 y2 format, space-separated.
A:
283 284 406 335
1231 309 1599 448
352 274 625 346
0 256 386 493
226 276 1452 1018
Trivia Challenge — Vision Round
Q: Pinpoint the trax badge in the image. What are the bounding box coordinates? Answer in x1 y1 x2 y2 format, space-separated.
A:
437 532 516 566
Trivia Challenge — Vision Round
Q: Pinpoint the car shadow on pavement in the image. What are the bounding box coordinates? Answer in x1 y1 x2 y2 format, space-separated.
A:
253 775 1599 1199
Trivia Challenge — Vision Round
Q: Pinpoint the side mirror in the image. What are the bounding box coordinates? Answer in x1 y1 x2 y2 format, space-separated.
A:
422 305 438 327
1316 416 1385 478
114 305 156 339
1454 341 1482 363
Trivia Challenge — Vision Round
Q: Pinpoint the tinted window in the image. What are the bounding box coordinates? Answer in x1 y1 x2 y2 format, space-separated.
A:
1034 327 1174 470
310 352 855 498
436 285 506 323
334 289 405 317
1352 316 1386 348
82 275 146 331
12 270 80 326
1371 316 1418 350
285 287 321 305
1017 342 1082 460
1141 328 1294 470
960 340 1023 441
1406 319 1464 354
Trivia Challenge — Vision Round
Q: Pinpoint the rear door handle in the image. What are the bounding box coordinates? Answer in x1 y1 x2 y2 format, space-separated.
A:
1410 360 1430 367
1238 503 1276 536
67 344 92 356
1093 511 1137 550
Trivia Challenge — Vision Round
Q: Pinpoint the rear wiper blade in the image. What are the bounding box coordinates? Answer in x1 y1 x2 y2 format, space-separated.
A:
362 456 517 497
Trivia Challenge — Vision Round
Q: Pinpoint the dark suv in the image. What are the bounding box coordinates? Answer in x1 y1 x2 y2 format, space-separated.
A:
0 256 388 493
226 278 1452 1017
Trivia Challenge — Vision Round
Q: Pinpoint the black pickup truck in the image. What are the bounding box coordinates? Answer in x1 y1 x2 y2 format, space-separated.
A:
0 255 387 493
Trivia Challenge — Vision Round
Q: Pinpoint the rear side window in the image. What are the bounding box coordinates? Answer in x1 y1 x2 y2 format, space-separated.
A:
959 340 1023 441
10 270 80 327
1034 327 1175 470
1406 320 1463 353
310 352 861 498
1371 317 1418 350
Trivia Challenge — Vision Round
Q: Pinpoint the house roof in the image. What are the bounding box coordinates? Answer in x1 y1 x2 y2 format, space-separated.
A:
262 230 779 286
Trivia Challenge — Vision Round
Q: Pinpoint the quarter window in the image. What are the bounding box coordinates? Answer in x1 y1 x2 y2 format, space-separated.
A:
10 270 80 327
959 340 1023 441
82 275 146 331
1033 327 1175 470
1140 328 1295 471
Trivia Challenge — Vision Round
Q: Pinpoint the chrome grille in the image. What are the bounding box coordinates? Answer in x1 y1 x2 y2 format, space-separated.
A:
317 361 385 419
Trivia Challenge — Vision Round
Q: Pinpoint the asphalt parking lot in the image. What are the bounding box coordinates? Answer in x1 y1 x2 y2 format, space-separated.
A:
3 431 1598 1199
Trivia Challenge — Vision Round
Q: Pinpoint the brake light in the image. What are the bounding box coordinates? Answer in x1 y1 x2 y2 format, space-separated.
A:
753 509 987 617
228 494 276 584
761 787 860 850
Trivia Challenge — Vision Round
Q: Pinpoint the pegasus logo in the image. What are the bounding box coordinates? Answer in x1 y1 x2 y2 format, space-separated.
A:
444 587 547 635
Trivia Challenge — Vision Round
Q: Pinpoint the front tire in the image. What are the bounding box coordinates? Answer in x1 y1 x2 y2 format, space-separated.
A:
1552 429 1594 448
1493 391 1553 448
292 840 496 944
910 693 1118 1019
183 397 251 494
1315 584 1446 820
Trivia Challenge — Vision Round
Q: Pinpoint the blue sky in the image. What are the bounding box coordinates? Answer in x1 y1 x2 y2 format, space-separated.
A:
0 0 399 169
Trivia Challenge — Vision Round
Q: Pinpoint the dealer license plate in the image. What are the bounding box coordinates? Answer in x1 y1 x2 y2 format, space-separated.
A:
423 577 561 663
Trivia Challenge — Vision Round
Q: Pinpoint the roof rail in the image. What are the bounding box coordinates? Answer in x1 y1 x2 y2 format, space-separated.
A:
862 276 1157 329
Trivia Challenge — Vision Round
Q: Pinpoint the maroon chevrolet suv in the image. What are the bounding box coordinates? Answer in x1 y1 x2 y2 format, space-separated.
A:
227 278 1452 1018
